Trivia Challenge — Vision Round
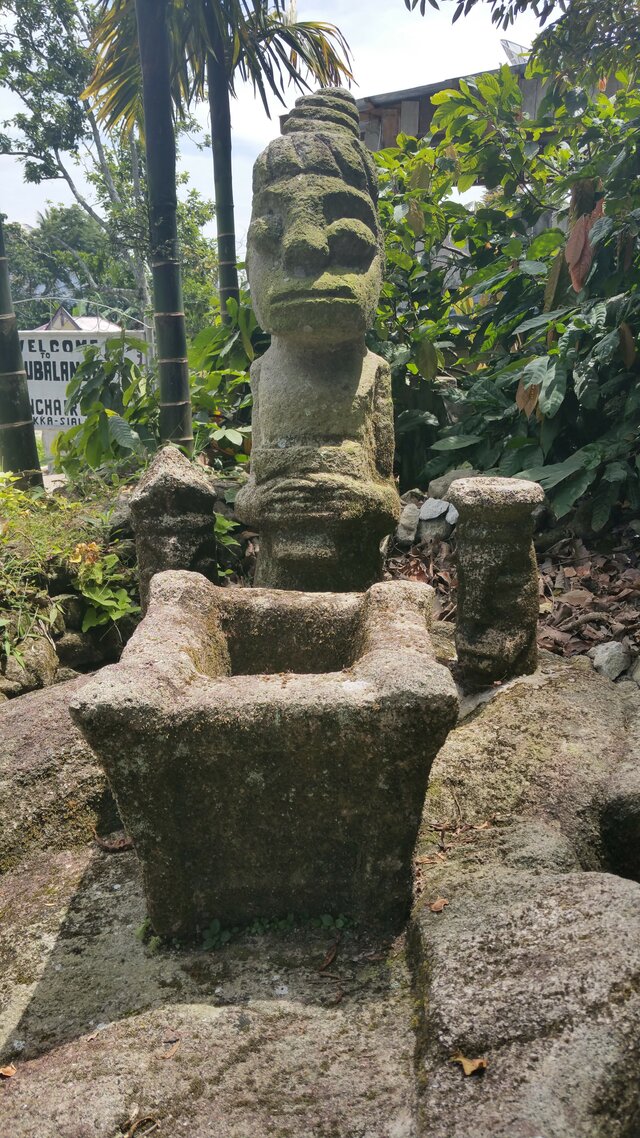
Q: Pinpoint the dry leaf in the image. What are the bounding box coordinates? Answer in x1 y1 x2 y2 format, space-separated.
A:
515 378 539 418
565 214 588 269
319 939 340 972
428 896 449 913
450 1052 488 1076
93 829 134 853
0 1064 17 1078
619 322 637 369
157 1041 180 1060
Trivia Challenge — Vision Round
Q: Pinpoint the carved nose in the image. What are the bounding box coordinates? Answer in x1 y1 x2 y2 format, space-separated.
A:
282 223 330 274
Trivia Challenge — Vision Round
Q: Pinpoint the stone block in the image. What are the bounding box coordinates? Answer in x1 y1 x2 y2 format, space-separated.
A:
130 445 218 610
71 571 458 938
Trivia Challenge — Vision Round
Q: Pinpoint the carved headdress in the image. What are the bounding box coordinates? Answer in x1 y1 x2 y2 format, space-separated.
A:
252 87 379 208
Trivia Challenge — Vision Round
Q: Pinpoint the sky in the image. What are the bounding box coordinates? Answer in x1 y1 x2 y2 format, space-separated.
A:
0 0 546 255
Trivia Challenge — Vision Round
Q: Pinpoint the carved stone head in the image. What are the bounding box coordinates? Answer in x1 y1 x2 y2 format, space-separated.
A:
247 88 383 344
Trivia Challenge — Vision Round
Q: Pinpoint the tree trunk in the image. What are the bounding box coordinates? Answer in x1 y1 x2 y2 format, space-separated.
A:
134 0 193 451
0 217 43 489
207 44 239 323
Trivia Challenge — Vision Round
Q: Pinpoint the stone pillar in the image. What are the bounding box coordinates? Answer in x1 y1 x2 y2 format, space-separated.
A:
130 445 218 612
447 476 545 689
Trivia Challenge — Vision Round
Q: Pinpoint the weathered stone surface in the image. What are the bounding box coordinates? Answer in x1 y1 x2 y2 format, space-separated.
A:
1 630 639 1135
411 870 640 1138
71 571 458 937
396 501 420 546
410 651 640 1138
448 476 545 688
0 678 118 873
588 639 632 680
0 850 417 1138
427 468 478 500
2 634 58 695
130 445 218 610
235 88 400 591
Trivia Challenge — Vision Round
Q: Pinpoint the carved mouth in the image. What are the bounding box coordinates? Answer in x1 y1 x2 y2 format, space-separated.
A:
271 285 356 305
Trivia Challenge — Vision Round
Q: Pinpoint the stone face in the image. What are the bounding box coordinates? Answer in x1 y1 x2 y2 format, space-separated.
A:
448 476 545 688
129 445 218 610
71 570 458 938
235 88 400 591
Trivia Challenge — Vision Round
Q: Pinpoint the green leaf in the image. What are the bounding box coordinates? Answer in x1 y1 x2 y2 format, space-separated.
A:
538 361 567 418
414 339 438 380
550 466 597 519
519 260 547 277
106 412 144 454
430 435 482 451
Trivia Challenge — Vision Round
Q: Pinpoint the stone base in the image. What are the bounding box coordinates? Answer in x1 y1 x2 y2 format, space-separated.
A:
71 572 458 938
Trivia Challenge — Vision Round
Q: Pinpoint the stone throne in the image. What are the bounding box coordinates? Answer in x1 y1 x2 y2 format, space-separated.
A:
70 89 459 940
71 572 458 938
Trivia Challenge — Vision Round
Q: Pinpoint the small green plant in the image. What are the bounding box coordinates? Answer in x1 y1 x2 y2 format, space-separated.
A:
0 473 139 664
200 911 351 951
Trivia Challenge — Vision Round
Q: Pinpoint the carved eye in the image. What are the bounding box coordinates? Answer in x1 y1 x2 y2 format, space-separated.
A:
249 213 283 251
327 219 378 266
324 190 377 231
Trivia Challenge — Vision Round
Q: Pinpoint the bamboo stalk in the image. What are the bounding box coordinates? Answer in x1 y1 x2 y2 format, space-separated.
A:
0 217 43 489
134 0 193 451
207 47 239 324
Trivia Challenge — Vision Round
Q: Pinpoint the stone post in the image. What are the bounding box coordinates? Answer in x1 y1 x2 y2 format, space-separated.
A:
130 445 218 612
447 476 545 689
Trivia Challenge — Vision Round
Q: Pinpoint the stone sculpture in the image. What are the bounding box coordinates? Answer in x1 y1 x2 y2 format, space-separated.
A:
71 571 458 937
235 88 400 591
447 476 545 688
129 445 218 611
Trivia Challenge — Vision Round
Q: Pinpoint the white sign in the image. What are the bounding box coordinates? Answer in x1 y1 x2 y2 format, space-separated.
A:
18 331 145 429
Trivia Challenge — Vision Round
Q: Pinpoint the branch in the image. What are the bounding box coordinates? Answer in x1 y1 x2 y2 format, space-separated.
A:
53 147 108 230
83 103 122 205
51 236 100 291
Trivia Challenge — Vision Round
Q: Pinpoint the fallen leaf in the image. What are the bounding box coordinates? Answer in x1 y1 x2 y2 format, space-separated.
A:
318 938 340 972
450 1052 488 1076
0 1064 16 1078
428 896 449 913
157 1041 180 1060
126 1119 159 1137
93 829 134 853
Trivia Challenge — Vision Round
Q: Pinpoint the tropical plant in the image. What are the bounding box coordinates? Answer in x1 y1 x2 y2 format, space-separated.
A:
85 0 353 318
372 62 640 530
0 216 43 488
52 297 261 474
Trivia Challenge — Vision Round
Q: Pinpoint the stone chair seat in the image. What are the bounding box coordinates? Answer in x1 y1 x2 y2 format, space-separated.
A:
71 571 458 938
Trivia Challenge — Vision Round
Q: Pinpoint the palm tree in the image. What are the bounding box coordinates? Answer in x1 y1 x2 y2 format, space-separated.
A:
0 216 43 488
85 0 352 320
